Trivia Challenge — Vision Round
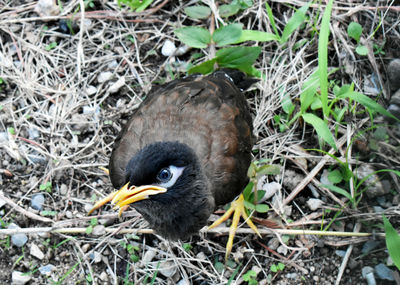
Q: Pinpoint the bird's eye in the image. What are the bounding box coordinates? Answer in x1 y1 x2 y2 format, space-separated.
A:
157 168 172 182
156 165 185 188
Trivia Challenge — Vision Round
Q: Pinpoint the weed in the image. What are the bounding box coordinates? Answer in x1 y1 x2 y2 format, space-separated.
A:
40 181 52 193
242 269 258 285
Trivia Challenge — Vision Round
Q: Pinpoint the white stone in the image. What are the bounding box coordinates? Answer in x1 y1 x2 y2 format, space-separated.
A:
306 198 324 211
159 260 177 278
12 271 31 285
142 249 157 264
108 77 125 94
97 71 113 83
30 243 45 260
161 40 177 56
86 85 97 95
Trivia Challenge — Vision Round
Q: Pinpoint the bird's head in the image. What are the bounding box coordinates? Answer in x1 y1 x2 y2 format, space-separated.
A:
108 141 215 240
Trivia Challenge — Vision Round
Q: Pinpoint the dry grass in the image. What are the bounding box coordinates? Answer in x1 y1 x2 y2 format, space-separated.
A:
0 0 399 284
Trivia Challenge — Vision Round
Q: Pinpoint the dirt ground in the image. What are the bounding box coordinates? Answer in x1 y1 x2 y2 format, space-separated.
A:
0 0 399 284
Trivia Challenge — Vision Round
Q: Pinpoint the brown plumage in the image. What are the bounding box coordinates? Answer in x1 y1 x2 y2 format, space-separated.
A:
92 69 256 241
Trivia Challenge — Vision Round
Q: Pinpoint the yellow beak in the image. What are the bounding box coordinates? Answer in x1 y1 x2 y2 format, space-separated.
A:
88 183 167 216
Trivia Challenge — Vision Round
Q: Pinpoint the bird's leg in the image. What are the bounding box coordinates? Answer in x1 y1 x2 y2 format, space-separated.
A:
208 194 261 260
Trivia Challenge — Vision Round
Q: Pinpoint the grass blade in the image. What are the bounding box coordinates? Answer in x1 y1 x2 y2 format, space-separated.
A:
383 215 400 271
319 0 334 122
280 2 311 44
302 113 337 150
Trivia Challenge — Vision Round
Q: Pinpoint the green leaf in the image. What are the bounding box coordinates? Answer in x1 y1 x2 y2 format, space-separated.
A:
7 127 15 135
256 164 281 176
280 2 311 44
270 264 278 272
281 93 295 115
300 70 320 113
235 30 279 43
244 200 256 210
277 262 285 271
347 22 362 43
216 46 261 69
320 184 353 203
383 215 400 271
338 91 399 121
328 169 343 184
86 225 93 234
188 58 216 75
302 113 337 150
212 23 243 47
242 270 257 281
90 218 98 226
318 0 334 120
255 204 269 213
243 181 254 200
174 27 211 48
355 45 368 56
184 5 211 19
219 4 240 17
265 2 279 37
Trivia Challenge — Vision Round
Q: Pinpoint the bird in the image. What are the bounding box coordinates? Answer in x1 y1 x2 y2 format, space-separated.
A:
89 69 260 259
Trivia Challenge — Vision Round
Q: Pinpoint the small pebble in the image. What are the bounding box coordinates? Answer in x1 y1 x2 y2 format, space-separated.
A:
30 243 44 260
92 225 105 236
39 264 55 276
335 250 346 257
97 71 113 83
12 271 31 285
306 198 324 211
177 279 189 285
375 263 394 281
108 77 125 94
387 59 400 91
277 245 288 256
0 132 9 143
260 182 281 201
99 271 108 282
362 240 381 255
267 238 279 250
0 197 6 208
161 40 177 57
89 251 102 263
8 223 28 247
31 193 45 211
107 60 119 69
159 260 177 278
85 85 97 95
27 128 40 140
373 206 384 213
82 105 100 115
142 249 157 264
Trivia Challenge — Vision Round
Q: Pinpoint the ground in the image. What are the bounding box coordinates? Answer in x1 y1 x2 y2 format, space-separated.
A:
0 0 399 284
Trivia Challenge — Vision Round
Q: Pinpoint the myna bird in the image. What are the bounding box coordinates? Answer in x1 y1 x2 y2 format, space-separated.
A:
89 69 260 259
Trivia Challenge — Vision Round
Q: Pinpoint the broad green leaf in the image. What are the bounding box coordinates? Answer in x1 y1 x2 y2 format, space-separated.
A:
281 93 295 115
355 45 368 56
338 91 399 121
235 30 279 43
184 5 211 19
216 46 261 68
188 58 216 74
280 2 311 44
249 190 266 203
256 164 281 176
319 0 334 120
237 0 253 9
174 27 211 48
255 204 269 213
212 23 243 47
320 184 354 203
219 4 240 17
310 97 322 110
237 64 262 78
328 169 343 184
242 181 254 200
383 215 400 271
244 200 256 210
347 22 362 43
302 113 337 150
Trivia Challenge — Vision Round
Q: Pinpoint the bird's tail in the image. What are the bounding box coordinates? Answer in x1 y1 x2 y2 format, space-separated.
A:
211 68 258 91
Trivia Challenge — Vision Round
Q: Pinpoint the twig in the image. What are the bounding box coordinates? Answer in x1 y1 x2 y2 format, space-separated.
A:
0 226 384 238
0 192 53 224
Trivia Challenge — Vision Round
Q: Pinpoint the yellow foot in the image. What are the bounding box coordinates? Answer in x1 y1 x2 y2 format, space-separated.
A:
208 194 261 260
